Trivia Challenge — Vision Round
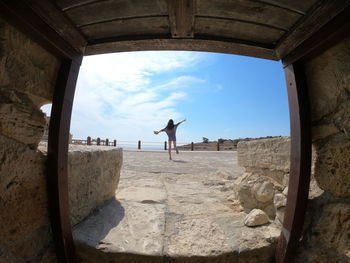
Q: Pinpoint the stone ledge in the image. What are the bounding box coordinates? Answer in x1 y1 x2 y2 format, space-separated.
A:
39 143 123 226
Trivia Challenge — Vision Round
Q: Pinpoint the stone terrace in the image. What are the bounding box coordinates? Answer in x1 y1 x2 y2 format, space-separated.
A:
73 150 281 263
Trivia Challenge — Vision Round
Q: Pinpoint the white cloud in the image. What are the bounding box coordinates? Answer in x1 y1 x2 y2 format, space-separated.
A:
66 51 204 143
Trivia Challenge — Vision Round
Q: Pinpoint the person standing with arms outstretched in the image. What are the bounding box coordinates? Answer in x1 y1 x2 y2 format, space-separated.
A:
154 119 186 160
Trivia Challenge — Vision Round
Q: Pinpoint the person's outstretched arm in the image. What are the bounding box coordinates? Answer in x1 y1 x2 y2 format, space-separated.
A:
154 128 165 135
176 119 186 126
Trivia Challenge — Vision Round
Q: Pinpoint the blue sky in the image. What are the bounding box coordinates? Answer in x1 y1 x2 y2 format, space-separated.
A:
42 51 289 144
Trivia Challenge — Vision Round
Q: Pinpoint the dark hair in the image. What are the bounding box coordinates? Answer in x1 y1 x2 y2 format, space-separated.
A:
166 119 175 130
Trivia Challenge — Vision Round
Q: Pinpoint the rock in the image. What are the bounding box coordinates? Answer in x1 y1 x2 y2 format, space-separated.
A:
234 173 276 217
244 209 270 227
304 37 350 122
235 173 259 209
273 193 287 208
296 201 350 262
0 17 59 107
0 135 49 242
67 145 123 226
282 186 288 196
276 207 285 225
0 89 46 147
314 140 350 197
253 180 274 203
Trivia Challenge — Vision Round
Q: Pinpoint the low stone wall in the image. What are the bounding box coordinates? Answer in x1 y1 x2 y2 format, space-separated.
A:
235 137 290 222
236 137 322 225
67 145 123 226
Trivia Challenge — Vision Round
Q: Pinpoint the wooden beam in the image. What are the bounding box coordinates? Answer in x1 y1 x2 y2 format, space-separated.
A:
167 0 195 38
24 0 87 54
281 5 350 67
0 0 84 60
276 0 350 59
86 37 277 60
275 62 312 263
47 57 82 263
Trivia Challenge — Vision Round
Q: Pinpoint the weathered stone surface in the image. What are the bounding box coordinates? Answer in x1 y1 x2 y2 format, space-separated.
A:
275 207 285 225
296 37 350 262
68 145 123 226
236 136 323 226
0 88 46 146
252 180 274 203
74 150 280 262
304 37 350 122
0 135 50 262
244 209 270 227
234 173 276 218
273 193 286 209
0 135 49 242
237 137 290 174
74 199 165 257
38 143 123 226
314 140 350 197
296 201 350 263
0 18 59 107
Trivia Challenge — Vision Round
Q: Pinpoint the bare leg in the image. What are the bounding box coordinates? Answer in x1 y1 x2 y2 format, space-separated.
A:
168 140 172 160
174 141 179 154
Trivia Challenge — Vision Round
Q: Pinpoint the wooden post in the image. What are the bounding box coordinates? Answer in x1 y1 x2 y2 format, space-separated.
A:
114 140 117 147
106 138 109 146
138 140 141 150
217 141 220 151
97 137 100 146
164 141 167 150
47 58 82 263
275 62 311 263
87 136 91 145
191 142 194 151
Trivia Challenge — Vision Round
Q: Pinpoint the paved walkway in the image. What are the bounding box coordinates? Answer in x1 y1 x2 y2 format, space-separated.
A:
73 150 280 262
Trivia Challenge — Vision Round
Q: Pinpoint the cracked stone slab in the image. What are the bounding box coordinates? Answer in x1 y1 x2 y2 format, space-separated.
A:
73 199 165 260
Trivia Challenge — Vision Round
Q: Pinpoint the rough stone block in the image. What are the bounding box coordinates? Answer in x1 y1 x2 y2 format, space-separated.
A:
0 88 46 147
304 37 350 122
237 137 290 174
314 140 350 197
67 145 123 225
0 17 59 107
0 135 50 261
296 202 350 262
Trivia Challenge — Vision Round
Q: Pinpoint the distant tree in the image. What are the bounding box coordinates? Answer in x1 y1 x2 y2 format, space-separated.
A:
218 138 225 144
202 137 209 143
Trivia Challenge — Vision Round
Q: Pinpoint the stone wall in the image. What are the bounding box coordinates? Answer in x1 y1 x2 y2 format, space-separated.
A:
295 37 350 262
0 18 123 262
0 17 60 263
67 145 122 226
235 137 291 221
236 137 322 224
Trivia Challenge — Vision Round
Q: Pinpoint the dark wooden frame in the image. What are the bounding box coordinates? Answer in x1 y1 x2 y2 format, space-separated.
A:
275 62 311 263
47 58 82 263
275 6 350 263
0 1 83 262
0 1 349 262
